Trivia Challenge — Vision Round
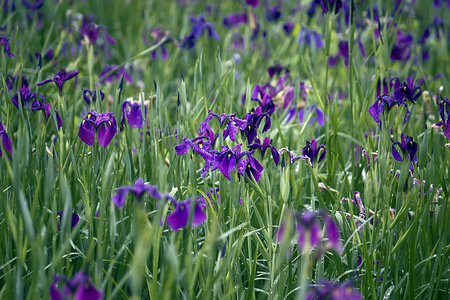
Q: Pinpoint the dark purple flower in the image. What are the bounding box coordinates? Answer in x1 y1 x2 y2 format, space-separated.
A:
80 20 115 47
267 62 289 78
82 89 105 105
50 272 103 300
78 110 117 148
433 96 450 139
112 178 162 209
248 137 280 165
296 210 322 250
56 210 80 231
367 94 395 126
211 145 241 180
298 26 323 49
266 6 281 22
237 153 264 182
99 65 132 85
37 69 80 95
282 22 294 36
390 30 413 62
319 211 342 252
329 39 365 67
252 85 276 116
0 36 14 57
166 198 207 231
11 83 41 109
306 280 362 300
246 0 259 8
376 76 401 98
391 133 418 162
32 100 63 130
146 26 170 60
302 139 326 166
222 113 247 142
0 122 13 159
181 13 220 49
174 136 215 178
393 78 422 105
121 100 148 129
223 13 248 28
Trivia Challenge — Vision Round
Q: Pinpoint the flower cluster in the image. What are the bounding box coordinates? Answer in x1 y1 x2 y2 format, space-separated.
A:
78 110 117 148
368 77 422 126
50 272 102 300
175 94 279 182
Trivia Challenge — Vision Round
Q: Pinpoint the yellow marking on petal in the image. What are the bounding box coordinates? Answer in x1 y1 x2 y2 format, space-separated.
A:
108 121 111 126
180 204 185 210
404 86 407 91
199 142 203 149
248 125 251 130
228 153 231 158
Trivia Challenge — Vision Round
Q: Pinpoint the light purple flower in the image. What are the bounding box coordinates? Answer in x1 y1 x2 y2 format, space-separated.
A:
0 122 13 159
112 178 162 209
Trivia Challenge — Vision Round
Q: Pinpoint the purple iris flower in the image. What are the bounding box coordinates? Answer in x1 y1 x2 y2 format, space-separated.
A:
223 13 248 28
56 210 80 231
82 89 105 105
37 69 80 95
367 94 395 126
267 62 289 78
248 137 280 165
211 144 242 180
306 280 362 300
241 107 270 144
0 122 13 159
99 65 132 85
11 83 41 109
252 84 276 116
0 36 14 57
433 96 450 140
32 101 63 130
393 78 422 105
282 22 294 36
181 13 220 49
112 178 162 209
80 20 115 47
376 76 400 97
175 136 215 178
329 39 366 67
298 26 323 49
246 0 259 8
166 198 207 231
391 133 418 162
302 139 326 166
50 272 103 300
265 6 282 22
147 26 169 60
78 110 117 148
298 104 325 127
222 113 247 142
237 153 264 182
390 30 413 62
121 100 148 129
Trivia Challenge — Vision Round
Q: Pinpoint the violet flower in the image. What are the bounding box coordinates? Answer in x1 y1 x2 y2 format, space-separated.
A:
56 210 80 231
265 6 282 22
433 96 450 139
241 107 271 144
248 137 280 165
306 280 362 300
211 144 242 180
11 83 41 109
37 69 80 95
267 62 289 78
393 78 422 105
121 100 148 129
246 0 259 8
329 39 365 67
198 188 219 209
298 26 323 49
78 110 117 148
99 65 132 85
181 13 220 49
302 139 326 166
112 178 162 209
282 22 294 36
32 100 63 130
166 198 207 231
367 94 395 126
298 104 325 127
0 36 14 57
252 84 276 116
390 30 413 62
82 89 105 105
237 153 264 182
223 13 248 28
80 20 115 47
50 272 103 300
0 122 13 159
147 26 169 60
391 133 418 162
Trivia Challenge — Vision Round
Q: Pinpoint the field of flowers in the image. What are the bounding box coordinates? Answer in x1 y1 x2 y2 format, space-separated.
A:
1 0 449 299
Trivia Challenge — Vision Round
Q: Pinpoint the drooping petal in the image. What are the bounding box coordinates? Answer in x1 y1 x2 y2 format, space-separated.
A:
192 202 207 227
97 118 117 148
167 201 190 230
315 107 325 126
126 103 143 128
323 215 341 252
112 187 131 208
391 143 404 161
49 279 64 300
74 282 103 300
78 120 95 146
309 221 322 248
1 132 13 155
